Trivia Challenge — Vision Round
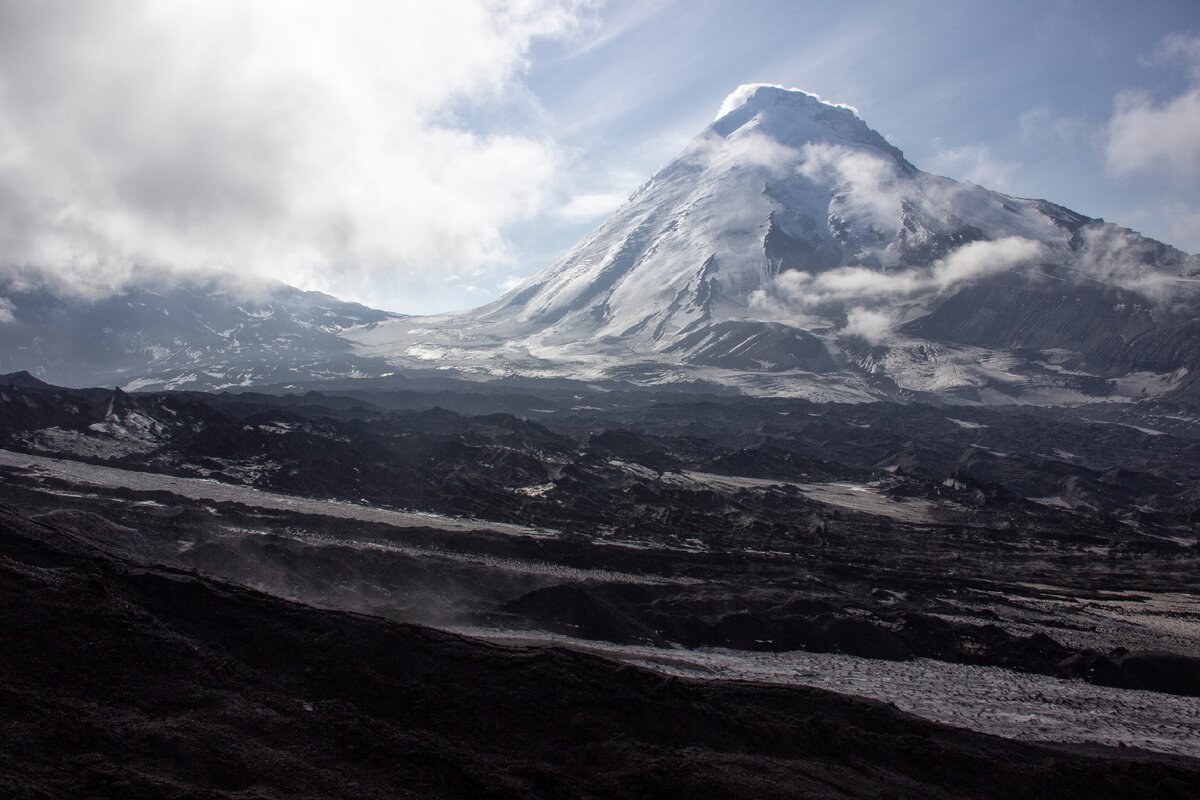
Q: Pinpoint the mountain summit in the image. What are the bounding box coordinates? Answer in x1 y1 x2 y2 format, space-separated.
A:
355 85 1199 404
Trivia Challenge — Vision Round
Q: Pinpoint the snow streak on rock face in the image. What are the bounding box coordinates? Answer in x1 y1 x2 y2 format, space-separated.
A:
353 84 1199 405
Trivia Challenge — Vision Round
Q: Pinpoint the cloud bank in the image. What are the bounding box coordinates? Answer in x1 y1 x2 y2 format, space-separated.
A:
0 0 592 310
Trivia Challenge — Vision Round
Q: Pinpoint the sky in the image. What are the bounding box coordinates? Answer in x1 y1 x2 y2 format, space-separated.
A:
0 0 1197 314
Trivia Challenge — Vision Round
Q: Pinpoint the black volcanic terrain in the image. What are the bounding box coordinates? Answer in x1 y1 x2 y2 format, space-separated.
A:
4 505 1199 799
2 372 1199 793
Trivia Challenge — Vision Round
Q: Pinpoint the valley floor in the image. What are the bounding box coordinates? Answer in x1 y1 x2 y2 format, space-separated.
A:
2 444 1198 761
3 502 1199 800
3 378 1199 795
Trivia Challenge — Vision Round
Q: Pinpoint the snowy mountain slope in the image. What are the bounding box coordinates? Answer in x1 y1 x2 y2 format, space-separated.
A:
0 275 399 390
351 84 1199 404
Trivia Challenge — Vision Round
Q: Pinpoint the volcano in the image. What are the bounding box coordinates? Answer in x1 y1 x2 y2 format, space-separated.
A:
353 84 1199 404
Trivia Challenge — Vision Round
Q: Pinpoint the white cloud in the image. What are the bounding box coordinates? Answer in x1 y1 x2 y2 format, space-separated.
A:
933 237 1044 287
1105 89 1200 179
1139 32 1200 81
1072 224 1186 303
797 142 903 235
0 0 593 309
694 131 801 178
0 296 14 323
765 237 1043 305
555 191 629 223
1105 33 1200 181
841 307 892 344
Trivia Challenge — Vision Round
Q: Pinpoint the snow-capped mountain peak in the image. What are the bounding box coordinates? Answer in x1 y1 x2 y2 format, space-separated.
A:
448 83 1067 349
716 84 858 119
711 84 899 159
351 84 1198 405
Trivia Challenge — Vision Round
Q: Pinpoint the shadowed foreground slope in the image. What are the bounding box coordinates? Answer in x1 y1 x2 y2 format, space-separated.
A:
1 506 1197 799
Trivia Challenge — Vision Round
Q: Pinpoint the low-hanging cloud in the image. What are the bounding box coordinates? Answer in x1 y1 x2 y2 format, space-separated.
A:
841 306 893 344
555 191 630 223
1071 223 1192 305
797 143 903 236
694 130 802 178
0 0 593 310
756 236 1043 307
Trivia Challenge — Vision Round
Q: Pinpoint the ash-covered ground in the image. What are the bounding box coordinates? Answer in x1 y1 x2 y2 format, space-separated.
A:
2 371 1199 793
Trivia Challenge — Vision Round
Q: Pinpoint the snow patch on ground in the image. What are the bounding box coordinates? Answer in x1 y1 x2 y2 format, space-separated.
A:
513 482 555 497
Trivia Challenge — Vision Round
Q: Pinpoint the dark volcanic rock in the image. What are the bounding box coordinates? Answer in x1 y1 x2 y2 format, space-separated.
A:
585 428 681 471
0 370 51 389
504 584 669 646
1058 651 1200 697
3 508 1199 799
905 278 1200 379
